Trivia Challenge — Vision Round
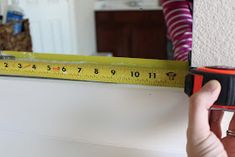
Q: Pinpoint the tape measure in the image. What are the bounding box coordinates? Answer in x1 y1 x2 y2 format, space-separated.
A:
185 67 235 111
0 51 189 88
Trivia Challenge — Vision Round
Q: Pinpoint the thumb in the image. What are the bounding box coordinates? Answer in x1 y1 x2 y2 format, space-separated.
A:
188 80 221 142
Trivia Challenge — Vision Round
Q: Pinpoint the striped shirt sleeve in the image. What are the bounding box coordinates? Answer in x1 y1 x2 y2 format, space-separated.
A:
160 0 193 61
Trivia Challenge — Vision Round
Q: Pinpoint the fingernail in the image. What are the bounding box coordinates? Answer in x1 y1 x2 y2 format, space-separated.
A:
202 80 221 93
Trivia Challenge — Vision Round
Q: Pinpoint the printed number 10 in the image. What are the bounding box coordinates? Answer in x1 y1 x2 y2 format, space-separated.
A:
131 71 140 78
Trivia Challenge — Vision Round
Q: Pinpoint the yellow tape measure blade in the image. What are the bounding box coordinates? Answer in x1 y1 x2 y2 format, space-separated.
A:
0 51 188 87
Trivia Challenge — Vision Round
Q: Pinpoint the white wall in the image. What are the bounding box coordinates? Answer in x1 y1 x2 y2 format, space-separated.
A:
0 77 188 157
192 0 235 67
74 0 97 56
0 131 184 157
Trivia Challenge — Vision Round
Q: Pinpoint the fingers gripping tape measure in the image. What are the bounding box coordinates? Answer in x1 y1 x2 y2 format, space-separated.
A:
185 67 235 111
0 51 188 88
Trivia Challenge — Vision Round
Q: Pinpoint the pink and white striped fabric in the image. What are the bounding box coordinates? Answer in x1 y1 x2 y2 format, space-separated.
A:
160 0 193 61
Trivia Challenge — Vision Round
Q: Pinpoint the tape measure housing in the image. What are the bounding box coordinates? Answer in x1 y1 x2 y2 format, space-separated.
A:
185 67 235 111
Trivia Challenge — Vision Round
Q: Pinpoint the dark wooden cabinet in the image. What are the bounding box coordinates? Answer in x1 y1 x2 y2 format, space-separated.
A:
95 10 167 59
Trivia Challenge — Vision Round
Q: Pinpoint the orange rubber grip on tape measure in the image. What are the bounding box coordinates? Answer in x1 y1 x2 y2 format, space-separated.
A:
185 67 235 111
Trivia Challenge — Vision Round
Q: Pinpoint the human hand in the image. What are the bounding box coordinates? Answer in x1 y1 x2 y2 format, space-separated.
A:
187 80 235 157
